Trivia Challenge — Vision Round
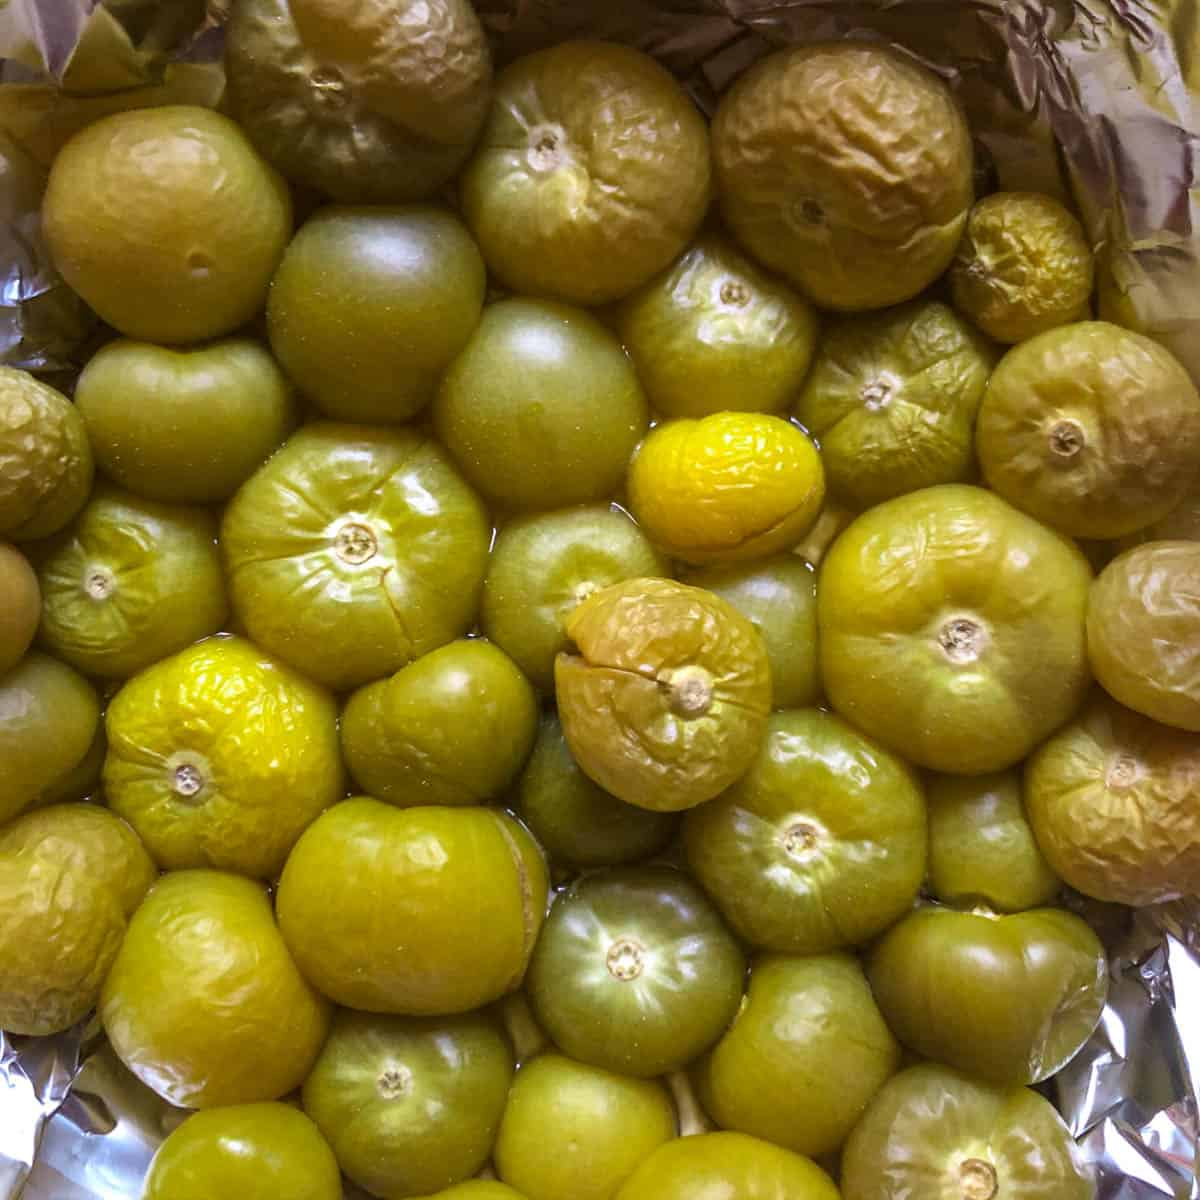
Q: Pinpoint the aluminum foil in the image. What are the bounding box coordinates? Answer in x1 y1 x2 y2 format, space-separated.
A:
1 2 1198 1197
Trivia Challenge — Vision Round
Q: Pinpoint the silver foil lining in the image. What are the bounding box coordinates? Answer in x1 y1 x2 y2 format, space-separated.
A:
1 1 1198 1197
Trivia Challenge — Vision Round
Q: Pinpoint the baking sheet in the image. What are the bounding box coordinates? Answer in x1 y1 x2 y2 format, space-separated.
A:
1 2 1198 1196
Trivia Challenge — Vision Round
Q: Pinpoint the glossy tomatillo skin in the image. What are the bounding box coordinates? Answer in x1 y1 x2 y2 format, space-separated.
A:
841 1063 1094 1200
868 904 1108 1086
818 484 1092 774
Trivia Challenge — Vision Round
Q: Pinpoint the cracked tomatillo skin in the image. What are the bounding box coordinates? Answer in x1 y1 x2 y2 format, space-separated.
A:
695 953 900 1158
628 413 825 565
302 1009 512 1199
221 422 490 691
460 40 711 306
712 42 973 312
142 1104 342 1200
226 0 492 203
277 799 548 1015
977 321 1200 539
102 636 343 880
1087 541 1200 732
101 870 332 1109
555 578 772 812
794 300 996 511
37 486 228 680
616 233 819 418
526 866 745 1078
868 905 1107 1086
341 638 538 806
841 1063 1094 1200
482 505 669 694
683 708 926 953
818 485 1092 774
616 1132 840 1200
1025 692 1200 906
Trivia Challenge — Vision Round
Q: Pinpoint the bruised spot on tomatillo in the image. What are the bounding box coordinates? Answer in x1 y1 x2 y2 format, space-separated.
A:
334 521 378 565
1048 418 1086 462
938 616 989 665
660 665 714 718
377 1062 413 1101
958 1157 998 1200
606 937 646 982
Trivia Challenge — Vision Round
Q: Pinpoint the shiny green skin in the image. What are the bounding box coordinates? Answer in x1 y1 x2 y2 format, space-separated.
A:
0 367 93 541
683 708 926 953
277 799 549 1015
303 1009 513 1199
616 1132 840 1200
435 299 649 512
35 723 105 806
483 506 668 693
74 337 296 503
268 206 486 423
515 713 678 870
221 422 491 691
818 484 1093 774
977 321 1200 539
0 542 39 674
100 870 331 1109
927 771 1060 912
422 1186 527 1200
37 486 227 679
342 639 537 806
696 953 899 1157
102 635 344 880
0 803 156 917
842 1063 1094 1200
0 651 100 825
143 1104 342 1200
683 555 820 709
496 1054 676 1200
795 301 995 511
868 905 1108 1086
617 234 819 418
527 866 745 1077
